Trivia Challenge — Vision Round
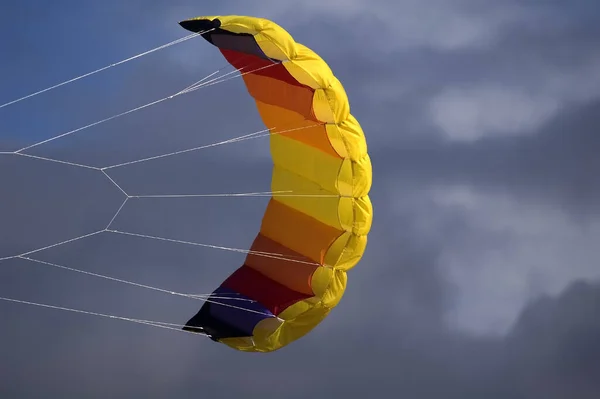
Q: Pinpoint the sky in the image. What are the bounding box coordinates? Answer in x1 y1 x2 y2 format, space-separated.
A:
1 0 599 398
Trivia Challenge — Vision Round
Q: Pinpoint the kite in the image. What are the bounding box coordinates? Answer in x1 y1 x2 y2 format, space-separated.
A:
179 15 373 352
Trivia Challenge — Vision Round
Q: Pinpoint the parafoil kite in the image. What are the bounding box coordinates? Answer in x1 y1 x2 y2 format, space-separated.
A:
179 15 372 352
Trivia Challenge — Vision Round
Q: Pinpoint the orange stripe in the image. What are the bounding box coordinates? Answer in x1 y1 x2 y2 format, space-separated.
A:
245 234 319 296
260 199 343 264
255 101 340 158
242 73 316 120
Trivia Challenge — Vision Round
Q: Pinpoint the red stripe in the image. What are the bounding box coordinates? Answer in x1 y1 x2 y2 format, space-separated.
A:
220 49 306 88
221 265 311 315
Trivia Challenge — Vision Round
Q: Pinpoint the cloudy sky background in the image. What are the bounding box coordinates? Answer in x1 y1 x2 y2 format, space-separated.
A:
1 1 599 398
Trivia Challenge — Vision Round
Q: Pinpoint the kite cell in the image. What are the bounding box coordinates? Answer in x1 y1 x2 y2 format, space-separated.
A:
179 15 372 352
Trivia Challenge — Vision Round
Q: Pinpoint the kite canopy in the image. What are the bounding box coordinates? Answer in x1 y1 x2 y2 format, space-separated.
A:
179 15 372 352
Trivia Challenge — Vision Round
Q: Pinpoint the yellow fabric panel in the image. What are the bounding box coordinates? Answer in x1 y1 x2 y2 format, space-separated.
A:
270 134 344 195
220 336 254 351
272 166 343 231
309 266 336 299
241 306 331 352
271 134 372 201
283 43 332 89
248 268 346 352
270 133 344 193
221 267 347 352
253 33 289 61
353 154 373 197
317 268 347 308
271 167 371 235
354 195 374 235
273 268 346 352
312 79 350 124
325 232 368 270
326 114 368 161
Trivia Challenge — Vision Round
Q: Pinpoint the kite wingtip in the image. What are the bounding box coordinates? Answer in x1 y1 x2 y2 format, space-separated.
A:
178 17 221 33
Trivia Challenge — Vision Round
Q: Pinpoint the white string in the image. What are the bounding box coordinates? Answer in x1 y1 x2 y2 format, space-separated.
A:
1 121 320 173
101 170 129 196
15 95 179 154
0 225 316 266
0 46 326 325
0 296 208 336
0 32 207 110
17 256 261 306
0 125 328 266
13 254 276 316
106 229 320 266
177 56 281 95
13 67 225 154
18 255 206 300
177 67 244 95
0 230 106 262
102 127 270 170
13 61 277 155
129 191 339 198
184 62 279 92
102 122 322 170
105 198 129 230
15 152 100 170
178 72 220 94
130 190 288 198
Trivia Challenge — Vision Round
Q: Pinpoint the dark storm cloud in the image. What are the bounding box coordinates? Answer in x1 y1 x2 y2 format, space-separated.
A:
374 98 600 216
1 1 599 398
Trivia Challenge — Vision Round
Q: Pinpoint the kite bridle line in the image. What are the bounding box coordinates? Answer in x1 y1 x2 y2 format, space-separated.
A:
0 30 338 336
